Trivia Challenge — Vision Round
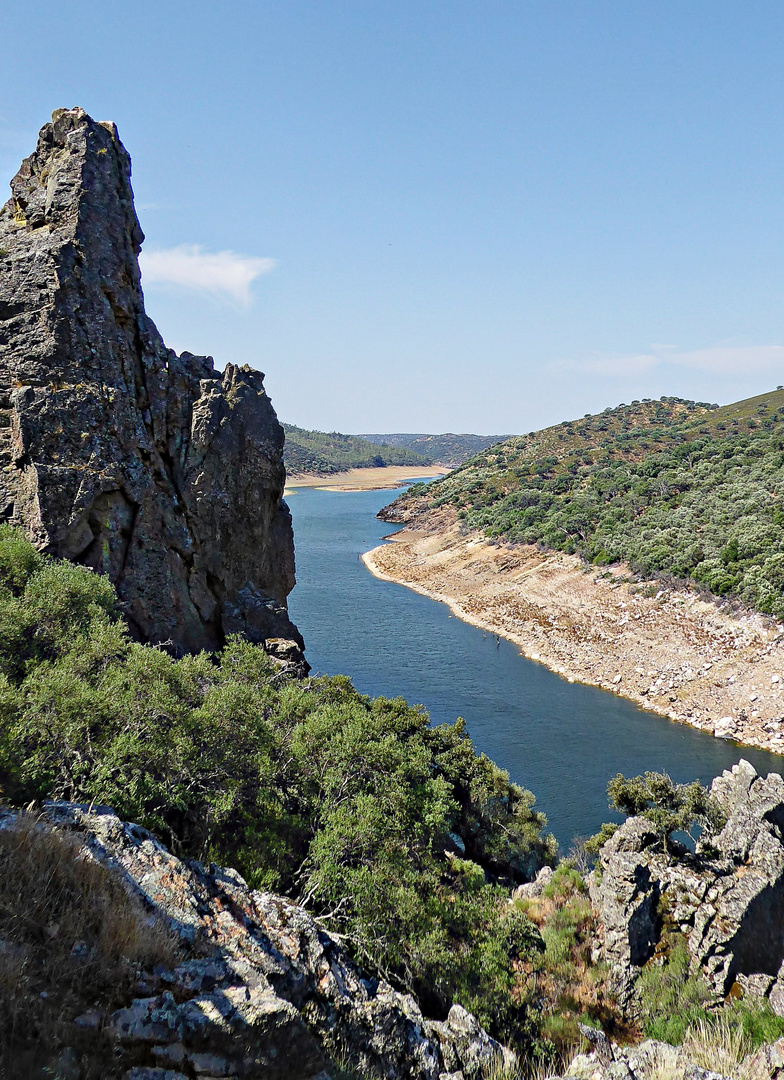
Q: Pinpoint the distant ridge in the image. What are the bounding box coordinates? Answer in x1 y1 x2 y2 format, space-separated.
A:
283 423 427 475
359 433 508 466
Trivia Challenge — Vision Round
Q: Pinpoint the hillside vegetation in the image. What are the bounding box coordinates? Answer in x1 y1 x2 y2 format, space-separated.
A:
0 526 557 1055
360 432 508 465
388 388 784 618
283 423 428 474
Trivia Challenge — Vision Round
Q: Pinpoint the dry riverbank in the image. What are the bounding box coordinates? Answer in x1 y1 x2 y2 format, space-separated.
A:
285 465 447 492
363 521 784 754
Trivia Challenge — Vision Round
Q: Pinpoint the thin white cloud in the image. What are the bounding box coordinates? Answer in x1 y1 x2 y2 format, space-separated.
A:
669 345 784 374
549 353 658 377
139 244 276 304
550 345 784 379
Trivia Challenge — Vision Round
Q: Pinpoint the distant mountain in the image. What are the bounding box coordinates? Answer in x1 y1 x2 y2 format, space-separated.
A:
283 424 428 475
358 433 508 466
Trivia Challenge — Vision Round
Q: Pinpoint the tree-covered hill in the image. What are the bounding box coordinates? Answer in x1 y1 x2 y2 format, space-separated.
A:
384 388 784 618
360 432 508 465
283 423 428 474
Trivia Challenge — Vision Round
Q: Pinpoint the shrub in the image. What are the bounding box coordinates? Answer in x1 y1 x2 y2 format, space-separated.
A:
606 771 725 845
0 529 557 1053
637 933 712 1043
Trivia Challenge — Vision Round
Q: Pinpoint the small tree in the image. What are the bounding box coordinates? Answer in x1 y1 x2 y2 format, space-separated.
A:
606 771 726 847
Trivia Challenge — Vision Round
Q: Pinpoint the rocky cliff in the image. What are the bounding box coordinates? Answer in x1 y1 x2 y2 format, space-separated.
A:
0 108 302 658
589 760 784 1015
2 802 515 1080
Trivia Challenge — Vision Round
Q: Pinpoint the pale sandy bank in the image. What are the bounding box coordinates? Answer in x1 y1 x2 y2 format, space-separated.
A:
285 465 447 493
363 523 784 755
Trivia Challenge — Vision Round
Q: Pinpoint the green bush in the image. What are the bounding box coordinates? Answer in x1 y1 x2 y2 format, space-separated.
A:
606 771 725 845
637 934 712 1043
723 1000 784 1049
639 934 784 1048
0 526 557 1052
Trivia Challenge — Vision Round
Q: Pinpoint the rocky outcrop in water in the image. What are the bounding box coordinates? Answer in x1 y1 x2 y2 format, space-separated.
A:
22 802 515 1080
590 760 784 1013
0 108 302 659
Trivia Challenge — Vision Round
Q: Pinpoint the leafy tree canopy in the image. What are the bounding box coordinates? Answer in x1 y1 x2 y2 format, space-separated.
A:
0 525 556 1049
606 771 726 843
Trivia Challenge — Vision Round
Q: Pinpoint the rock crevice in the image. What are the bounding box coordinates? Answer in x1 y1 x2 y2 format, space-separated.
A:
590 760 784 1014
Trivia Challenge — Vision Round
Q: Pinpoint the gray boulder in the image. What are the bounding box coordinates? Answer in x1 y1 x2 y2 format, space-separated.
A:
588 818 662 1008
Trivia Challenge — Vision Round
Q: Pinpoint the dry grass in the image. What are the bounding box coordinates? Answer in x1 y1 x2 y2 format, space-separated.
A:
680 1015 772 1080
513 870 621 1052
0 812 180 1076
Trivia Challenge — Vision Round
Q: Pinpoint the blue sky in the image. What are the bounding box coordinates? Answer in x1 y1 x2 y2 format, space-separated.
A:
2 2 784 433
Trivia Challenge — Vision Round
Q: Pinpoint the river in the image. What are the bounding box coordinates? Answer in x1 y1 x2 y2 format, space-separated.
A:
286 484 784 850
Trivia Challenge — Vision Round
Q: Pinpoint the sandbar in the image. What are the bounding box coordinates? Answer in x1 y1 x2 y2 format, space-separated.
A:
285 465 447 493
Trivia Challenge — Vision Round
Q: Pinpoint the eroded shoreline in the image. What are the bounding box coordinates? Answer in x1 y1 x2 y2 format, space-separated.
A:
285 465 447 493
363 524 784 754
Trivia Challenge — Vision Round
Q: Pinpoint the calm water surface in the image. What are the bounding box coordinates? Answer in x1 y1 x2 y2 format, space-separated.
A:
286 484 784 849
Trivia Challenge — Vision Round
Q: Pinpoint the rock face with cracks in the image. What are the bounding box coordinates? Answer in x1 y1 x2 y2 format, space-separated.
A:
590 760 784 1015
0 107 302 659
29 802 515 1080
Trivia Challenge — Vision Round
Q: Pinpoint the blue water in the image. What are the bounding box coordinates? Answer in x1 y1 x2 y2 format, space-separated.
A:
286 484 784 850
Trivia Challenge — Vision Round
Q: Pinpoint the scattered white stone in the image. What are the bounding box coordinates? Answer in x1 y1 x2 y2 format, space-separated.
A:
714 716 737 739
613 674 622 684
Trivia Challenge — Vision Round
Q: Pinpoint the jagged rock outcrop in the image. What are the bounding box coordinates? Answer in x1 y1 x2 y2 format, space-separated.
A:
589 760 784 1013
0 107 303 660
17 802 515 1080
550 1030 784 1080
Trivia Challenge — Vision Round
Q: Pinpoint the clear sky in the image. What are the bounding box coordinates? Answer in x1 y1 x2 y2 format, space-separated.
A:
2 2 784 434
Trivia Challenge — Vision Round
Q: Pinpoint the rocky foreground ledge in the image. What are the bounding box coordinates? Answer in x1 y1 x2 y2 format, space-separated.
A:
3 802 514 1080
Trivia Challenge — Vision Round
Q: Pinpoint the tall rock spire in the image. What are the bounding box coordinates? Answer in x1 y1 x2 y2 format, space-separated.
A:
0 107 303 659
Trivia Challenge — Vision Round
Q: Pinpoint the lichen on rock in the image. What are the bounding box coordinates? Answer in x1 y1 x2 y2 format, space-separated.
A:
15 801 515 1079
0 107 303 661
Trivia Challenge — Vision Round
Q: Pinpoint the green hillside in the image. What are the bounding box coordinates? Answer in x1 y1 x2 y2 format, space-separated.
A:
360 432 508 465
386 388 784 618
283 423 428 475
